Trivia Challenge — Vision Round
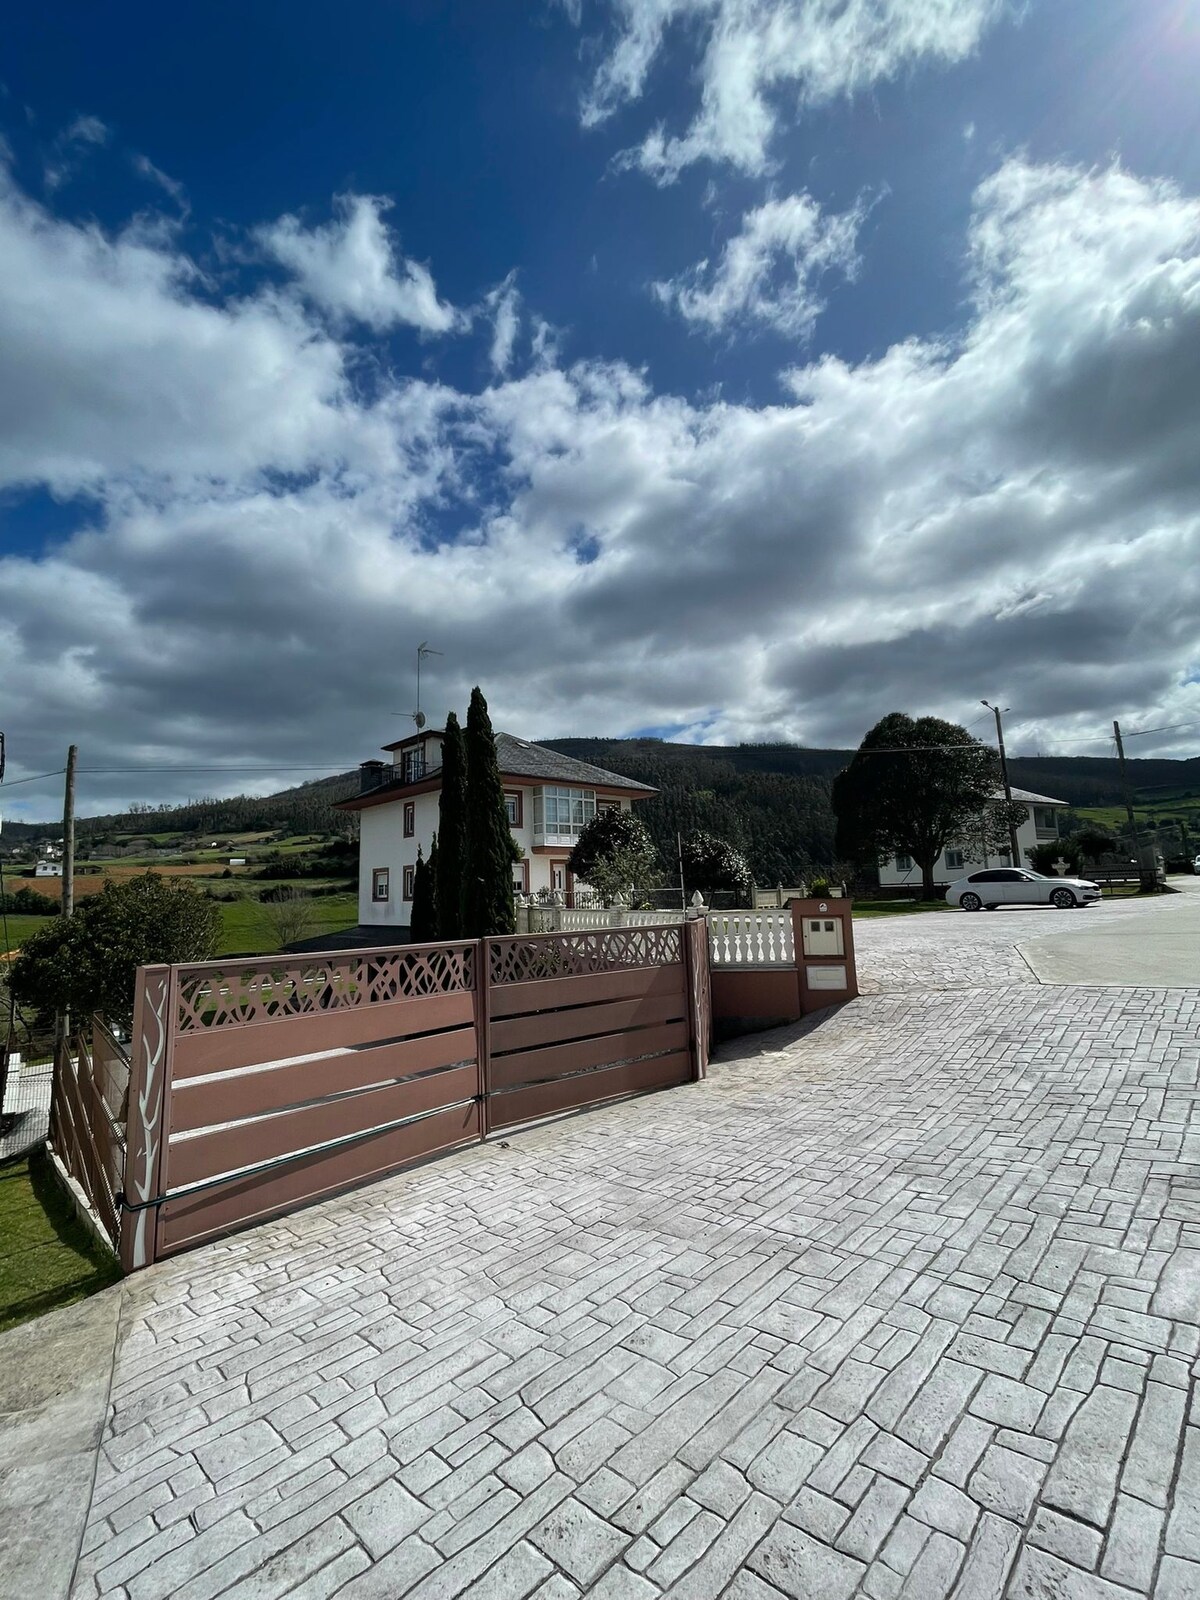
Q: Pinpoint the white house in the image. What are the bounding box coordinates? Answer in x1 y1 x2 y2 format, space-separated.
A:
877 787 1068 891
34 860 64 877
336 728 656 931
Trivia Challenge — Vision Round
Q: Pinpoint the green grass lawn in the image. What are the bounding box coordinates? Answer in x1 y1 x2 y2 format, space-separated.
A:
0 913 58 951
0 1147 120 1334
217 891 359 956
852 898 954 919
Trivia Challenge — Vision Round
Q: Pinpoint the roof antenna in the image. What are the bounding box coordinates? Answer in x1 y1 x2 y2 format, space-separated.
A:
414 641 443 730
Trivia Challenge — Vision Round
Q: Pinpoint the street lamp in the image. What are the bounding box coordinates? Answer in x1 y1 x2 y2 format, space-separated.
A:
981 701 1023 869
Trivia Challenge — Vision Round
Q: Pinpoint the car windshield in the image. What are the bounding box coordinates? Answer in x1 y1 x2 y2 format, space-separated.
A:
1022 871 1047 880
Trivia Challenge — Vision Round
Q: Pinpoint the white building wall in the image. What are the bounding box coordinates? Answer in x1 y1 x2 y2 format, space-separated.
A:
878 806 1062 890
356 784 634 927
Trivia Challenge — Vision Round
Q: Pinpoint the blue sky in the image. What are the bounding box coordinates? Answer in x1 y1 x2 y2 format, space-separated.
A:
2 1 1200 814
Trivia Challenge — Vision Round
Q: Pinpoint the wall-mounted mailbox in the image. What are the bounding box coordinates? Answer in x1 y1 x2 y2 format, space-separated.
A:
802 917 844 958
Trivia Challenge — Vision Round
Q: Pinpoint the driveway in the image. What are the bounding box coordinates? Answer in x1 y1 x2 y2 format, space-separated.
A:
6 891 1200 1600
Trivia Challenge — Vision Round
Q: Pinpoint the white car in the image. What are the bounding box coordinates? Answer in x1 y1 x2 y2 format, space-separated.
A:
947 868 1101 911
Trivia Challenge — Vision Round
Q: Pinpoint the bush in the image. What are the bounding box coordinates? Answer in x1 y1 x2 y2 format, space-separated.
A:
569 810 658 905
9 873 221 1028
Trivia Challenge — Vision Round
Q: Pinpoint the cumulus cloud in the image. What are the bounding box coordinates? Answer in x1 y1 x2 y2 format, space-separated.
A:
2 155 1200 813
654 191 865 335
259 194 461 333
0 167 405 494
572 0 1008 180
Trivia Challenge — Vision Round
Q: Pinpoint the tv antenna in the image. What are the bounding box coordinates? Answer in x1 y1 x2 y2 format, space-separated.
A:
413 642 442 730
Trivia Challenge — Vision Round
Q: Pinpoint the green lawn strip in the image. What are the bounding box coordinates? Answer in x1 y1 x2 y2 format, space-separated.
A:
852 899 953 918
0 1147 120 1334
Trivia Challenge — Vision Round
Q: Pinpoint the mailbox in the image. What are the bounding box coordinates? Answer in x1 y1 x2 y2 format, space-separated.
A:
802 916 844 958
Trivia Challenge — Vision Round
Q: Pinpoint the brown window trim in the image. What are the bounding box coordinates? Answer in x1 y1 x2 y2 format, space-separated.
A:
403 802 415 838
371 867 390 902
512 858 530 894
504 789 523 828
402 866 415 901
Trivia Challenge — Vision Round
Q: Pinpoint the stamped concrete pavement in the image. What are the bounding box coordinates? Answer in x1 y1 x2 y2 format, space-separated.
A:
6 891 1200 1600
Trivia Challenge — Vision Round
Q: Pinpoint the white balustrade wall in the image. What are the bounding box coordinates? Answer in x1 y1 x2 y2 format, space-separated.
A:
707 911 795 967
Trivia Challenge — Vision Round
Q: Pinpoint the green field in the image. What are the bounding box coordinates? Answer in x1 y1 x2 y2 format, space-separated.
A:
217 892 359 956
0 913 58 952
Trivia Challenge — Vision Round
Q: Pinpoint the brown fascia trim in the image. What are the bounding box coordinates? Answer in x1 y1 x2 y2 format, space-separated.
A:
337 771 656 814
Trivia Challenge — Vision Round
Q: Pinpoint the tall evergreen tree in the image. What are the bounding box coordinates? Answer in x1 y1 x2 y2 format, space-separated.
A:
425 833 440 936
436 714 468 939
464 687 516 937
409 845 437 942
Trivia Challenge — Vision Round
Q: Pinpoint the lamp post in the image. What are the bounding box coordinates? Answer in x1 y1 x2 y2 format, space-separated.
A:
982 701 1023 869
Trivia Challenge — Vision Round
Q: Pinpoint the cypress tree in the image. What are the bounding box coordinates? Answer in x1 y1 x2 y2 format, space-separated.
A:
426 833 440 936
409 845 436 942
464 686 516 937
436 713 468 939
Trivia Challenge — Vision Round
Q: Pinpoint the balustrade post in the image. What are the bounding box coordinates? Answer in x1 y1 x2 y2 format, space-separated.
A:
475 939 492 1138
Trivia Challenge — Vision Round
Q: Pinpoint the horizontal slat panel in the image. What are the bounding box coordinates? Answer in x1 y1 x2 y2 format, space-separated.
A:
489 1021 688 1091
489 963 683 1019
168 1026 478 1134
165 1063 479 1190
489 1052 690 1130
172 990 475 1079
490 992 683 1054
157 1102 481 1257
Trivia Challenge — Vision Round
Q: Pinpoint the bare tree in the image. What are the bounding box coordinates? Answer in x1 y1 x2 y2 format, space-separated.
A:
257 888 318 951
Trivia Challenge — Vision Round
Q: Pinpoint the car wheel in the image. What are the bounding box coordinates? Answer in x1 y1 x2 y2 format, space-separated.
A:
1051 887 1076 909
959 892 983 912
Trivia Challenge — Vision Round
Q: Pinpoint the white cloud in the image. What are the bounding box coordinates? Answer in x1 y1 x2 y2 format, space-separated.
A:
3 155 1200 815
44 113 110 191
574 0 1008 180
0 167 407 494
486 273 521 373
654 191 865 335
259 194 461 333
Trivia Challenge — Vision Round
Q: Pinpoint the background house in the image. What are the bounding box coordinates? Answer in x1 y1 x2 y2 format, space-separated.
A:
336 729 656 930
878 787 1067 891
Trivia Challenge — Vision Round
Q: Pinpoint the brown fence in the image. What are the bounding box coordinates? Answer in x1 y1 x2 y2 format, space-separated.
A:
51 923 709 1272
49 1017 130 1250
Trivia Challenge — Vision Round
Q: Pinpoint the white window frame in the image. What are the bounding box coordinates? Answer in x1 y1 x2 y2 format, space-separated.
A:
371 867 390 902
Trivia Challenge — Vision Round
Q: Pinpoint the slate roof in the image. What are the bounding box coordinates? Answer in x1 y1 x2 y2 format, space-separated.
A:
495 735 656 792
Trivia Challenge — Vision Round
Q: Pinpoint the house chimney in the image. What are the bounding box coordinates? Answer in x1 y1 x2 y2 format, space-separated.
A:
359 760 387 794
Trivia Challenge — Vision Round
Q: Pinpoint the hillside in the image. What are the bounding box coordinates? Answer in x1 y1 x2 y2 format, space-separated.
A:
4 739 1197 884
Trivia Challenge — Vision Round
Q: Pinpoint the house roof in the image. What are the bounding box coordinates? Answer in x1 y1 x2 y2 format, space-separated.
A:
335 732 655 813
495 735 656 792
1005 787 1068 806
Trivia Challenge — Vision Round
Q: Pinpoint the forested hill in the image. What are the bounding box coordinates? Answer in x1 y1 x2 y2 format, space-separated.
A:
541 739 1200 883
6 739 1197 883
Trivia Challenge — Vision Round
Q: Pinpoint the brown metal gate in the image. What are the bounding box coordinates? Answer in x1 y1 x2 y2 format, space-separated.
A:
94 922 709 1270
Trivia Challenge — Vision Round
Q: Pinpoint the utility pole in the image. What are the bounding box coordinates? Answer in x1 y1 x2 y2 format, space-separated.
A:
62 743 77 918
1113 719 1152 889
982 702 1023 869
54 743 78 1075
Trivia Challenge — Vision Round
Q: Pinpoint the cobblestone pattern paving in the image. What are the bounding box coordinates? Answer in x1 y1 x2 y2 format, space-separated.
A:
854 896 1156 993
71 976 1200 1600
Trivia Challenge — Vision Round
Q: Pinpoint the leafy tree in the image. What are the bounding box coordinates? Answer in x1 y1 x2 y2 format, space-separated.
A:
436 713 468 939
681 830 752 901
9 873 220 1029
464 687 516 938
569 810 658 905
832 713 1003 900
1028 839 1084 875
409 844 438 942
1072 824 1117 863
